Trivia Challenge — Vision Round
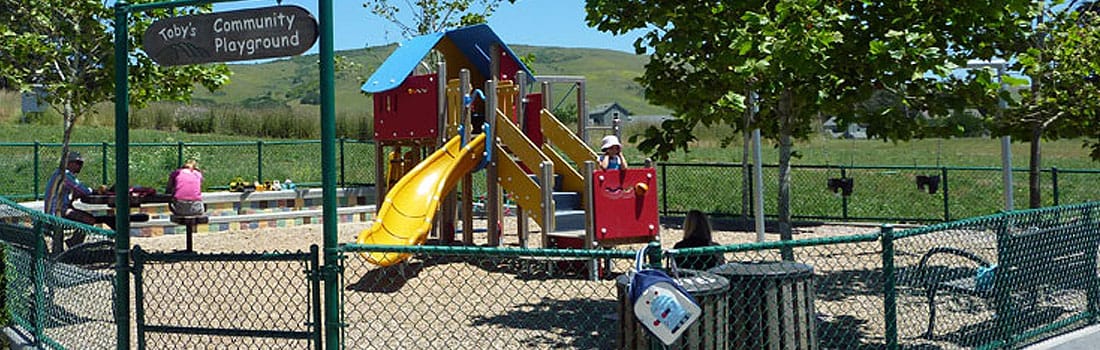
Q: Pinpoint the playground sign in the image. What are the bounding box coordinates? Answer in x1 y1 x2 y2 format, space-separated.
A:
142 5 318 66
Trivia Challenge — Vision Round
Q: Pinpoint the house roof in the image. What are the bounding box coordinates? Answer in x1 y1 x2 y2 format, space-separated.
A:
360 24 534 94
588 102 630 116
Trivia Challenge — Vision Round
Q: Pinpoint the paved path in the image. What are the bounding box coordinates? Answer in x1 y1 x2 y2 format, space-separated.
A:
1026 324 1100 350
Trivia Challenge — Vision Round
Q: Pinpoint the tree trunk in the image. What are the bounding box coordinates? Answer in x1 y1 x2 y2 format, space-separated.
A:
45 101 78 217
1028 126 1042 208
777 91 795 261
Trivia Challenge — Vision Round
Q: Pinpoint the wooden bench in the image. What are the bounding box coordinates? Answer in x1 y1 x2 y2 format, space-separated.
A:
170 215 209 252
917 206 1100 339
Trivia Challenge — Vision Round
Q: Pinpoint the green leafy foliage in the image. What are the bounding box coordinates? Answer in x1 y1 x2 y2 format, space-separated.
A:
363 0 518 38
586 0 1032 252
987 1 1100 207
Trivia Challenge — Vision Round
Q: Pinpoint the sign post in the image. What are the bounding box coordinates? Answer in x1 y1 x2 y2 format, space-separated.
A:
116 2 329 349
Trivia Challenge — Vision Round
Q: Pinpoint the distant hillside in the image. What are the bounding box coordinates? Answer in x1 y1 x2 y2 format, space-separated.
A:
191 44 669 116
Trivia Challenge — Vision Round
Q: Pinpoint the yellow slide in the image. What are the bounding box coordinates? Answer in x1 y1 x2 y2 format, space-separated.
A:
357 134 487 266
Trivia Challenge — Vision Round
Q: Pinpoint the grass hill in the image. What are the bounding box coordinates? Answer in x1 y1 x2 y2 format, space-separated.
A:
190 44 667 117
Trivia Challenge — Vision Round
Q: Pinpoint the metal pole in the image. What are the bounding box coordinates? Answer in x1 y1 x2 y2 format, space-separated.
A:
881 224 898 350
941 167 950 221
112 3 132 349
460 69 471 146
102 142 110 185
33 142 40 200
486 80 500 246
516 71 528 133
438 62 447 146
339 138 346 187
583 161 596 280
996 64 1014 211
841 166 849 220
1051 167 1060 205
576 80 587 143
752 129 766 242
257 140 264 183
318 1 340 349
177 141 184 168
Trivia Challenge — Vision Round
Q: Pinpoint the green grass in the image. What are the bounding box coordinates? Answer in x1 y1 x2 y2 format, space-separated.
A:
619 121 1099 169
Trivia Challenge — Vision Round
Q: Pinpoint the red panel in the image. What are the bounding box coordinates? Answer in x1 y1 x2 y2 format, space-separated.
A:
524 93 544 146
373 74 439 141
591 168 660 243
499 50 522 82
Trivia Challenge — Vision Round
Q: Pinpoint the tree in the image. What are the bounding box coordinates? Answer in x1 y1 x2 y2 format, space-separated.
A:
586 0 1028 259
363 0 518 38
997 0 1100 208
0 0 230 216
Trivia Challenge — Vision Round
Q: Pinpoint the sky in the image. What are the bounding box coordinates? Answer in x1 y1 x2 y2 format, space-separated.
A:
214 0 646 54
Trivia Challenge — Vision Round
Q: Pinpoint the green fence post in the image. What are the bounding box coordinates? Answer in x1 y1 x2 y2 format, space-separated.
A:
133 246 146 350
112 3 133 349
339 138 346 187
881 224 898 350
102 142 110 186
177 141 184 169
33 142 40 200
32 220 46 347
1051 167 1059 206
660 164 668 217
318 1 341 349
257 140 264 183
841 166 849 220
994 214 1014 346
310 244 323 350
644 240 664 350
941 167 950 221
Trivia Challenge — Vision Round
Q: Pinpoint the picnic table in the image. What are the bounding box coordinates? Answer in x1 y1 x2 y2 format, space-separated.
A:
80 192 172 228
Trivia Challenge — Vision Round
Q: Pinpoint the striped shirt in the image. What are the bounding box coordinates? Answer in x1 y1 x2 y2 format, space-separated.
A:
44 169 92 215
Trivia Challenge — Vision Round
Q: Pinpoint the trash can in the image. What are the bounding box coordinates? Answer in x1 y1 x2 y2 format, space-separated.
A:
615 269 729 349
709 261 817 350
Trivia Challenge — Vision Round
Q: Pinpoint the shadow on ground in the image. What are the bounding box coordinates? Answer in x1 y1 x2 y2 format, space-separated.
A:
468 296 617 349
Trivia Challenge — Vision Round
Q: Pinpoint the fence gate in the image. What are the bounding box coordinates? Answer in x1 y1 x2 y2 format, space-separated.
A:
131 245 322 350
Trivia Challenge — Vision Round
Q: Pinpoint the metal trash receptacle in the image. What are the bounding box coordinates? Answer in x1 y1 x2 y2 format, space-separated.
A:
615 269 729 349
709 261 817 350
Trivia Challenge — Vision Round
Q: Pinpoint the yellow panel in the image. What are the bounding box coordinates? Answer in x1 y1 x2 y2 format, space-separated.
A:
541 109 598 166
496 146 544 226
496 81 517 121
496 111 549 169
542 145 585 194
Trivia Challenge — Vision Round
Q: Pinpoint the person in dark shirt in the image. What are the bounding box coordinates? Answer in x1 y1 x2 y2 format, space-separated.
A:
673 210 726 270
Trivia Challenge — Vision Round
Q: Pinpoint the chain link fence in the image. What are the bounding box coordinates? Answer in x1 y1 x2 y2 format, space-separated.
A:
131 246 321 349
0 140 377 201
3 194 1099 349
657 163 1100 223
5 141 1097 223
0 196 117 349
341 201 1100 349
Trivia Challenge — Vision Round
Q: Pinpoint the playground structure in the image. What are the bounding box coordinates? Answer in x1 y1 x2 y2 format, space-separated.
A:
355 24 660 268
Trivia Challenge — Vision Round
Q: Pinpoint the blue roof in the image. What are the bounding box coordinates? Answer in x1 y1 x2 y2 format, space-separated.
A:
361 24 535 94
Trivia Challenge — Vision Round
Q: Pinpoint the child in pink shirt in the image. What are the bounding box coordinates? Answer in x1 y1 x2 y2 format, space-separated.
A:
167 159 204 216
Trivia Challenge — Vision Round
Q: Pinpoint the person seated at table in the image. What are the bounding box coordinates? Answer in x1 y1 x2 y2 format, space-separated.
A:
673 210 726 271
44 151 94 247
166 159 205 216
